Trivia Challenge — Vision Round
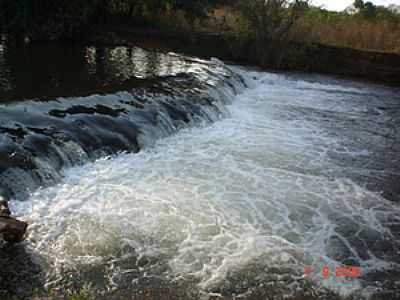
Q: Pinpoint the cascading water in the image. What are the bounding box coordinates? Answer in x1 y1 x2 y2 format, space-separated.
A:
1 43 400 300
0 52 244 200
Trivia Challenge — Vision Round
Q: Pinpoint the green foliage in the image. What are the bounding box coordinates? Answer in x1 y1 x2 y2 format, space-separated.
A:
0 0 215 39
235 0 309 66
356 0 377 18
0 0 100 39
249 0 308 41
353 0 399 19
0 0 399 54
292 1 400 53
354 0 364 10
68 294 93 300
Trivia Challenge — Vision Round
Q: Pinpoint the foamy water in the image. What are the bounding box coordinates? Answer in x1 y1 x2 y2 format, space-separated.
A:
12 67 400 299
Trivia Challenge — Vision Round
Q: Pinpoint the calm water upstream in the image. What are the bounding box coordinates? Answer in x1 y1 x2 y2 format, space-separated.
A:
0 38 400 299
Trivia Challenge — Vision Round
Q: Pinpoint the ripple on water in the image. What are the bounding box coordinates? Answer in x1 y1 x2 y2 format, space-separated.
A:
10 68 400 299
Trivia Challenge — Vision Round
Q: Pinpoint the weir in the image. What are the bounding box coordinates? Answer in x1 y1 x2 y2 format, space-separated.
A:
0 45 400 300
0 52 245 200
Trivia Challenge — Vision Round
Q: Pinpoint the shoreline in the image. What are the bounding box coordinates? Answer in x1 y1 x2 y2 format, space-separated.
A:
87 25 400 87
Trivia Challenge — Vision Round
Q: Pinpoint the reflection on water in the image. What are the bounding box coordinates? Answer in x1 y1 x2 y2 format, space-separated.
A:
0 38 207 102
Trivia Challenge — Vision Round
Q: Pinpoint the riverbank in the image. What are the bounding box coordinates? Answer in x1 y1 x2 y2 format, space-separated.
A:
89 26 400 87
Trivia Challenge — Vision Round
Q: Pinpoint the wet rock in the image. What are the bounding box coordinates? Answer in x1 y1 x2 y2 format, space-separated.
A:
0 242 42 299
0 199 27 243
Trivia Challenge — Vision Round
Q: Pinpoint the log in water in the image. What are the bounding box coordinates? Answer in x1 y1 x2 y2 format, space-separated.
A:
0 41 400 299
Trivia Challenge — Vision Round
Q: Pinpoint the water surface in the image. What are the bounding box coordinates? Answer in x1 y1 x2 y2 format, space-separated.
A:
0 40 400 300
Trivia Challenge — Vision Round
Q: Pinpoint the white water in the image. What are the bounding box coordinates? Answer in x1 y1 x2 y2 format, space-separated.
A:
12 67 400 298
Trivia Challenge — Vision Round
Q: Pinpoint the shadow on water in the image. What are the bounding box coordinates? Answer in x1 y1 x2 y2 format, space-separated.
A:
0 242 42 299
0 36 187 103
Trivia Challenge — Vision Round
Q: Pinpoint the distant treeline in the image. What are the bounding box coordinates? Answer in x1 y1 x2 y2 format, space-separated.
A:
293 0 400 53
0 0 224 39
207 0 400 54
0 0 399 54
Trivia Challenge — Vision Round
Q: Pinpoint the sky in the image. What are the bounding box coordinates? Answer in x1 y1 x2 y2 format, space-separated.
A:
312 0 400 11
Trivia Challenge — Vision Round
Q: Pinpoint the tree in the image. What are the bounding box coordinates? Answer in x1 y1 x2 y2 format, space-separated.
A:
237 0 308 66
362 1 377 18
354 0 377 18
354 0 364 10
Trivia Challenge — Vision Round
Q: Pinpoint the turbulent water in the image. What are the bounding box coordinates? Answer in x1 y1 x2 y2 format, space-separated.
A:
1 41 400 299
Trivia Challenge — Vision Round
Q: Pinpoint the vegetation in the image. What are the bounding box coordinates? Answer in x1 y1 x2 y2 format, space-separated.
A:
0 0 217 40
0 0 399 58
232 0 309 67
292 1 400 53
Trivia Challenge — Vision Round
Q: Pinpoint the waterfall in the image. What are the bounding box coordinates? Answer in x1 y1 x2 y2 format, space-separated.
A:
0 55 245 200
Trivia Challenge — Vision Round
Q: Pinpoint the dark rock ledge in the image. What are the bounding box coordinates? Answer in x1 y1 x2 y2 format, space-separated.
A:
0 196 27 243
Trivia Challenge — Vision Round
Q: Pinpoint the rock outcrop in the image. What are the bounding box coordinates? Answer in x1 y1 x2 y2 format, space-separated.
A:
0 198 27 243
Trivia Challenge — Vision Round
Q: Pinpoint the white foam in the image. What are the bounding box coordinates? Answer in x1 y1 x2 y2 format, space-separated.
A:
13 67 400 298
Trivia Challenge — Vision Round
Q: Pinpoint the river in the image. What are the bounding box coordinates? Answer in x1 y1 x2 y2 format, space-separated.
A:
0 38 400 299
